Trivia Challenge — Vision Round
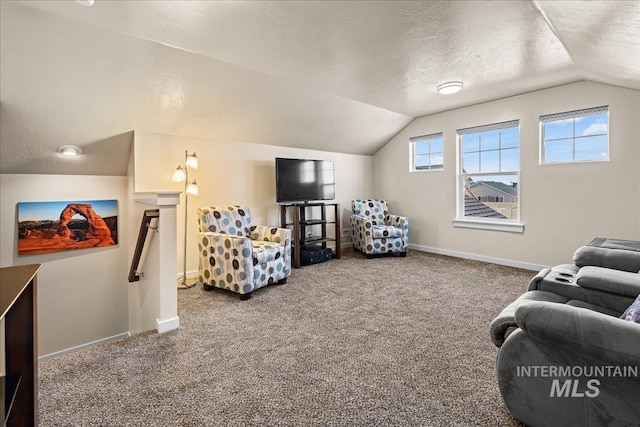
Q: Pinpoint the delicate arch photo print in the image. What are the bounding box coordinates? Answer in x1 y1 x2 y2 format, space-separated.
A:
17 199 118 255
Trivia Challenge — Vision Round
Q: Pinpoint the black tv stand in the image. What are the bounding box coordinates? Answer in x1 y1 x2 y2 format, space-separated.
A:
280 202 341 268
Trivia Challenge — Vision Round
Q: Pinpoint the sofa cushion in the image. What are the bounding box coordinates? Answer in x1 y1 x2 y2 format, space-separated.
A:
620 295 640 323
371 224 402 239
251 241 284 264
565 299 622 317
573 245 640 273
576 266 640 298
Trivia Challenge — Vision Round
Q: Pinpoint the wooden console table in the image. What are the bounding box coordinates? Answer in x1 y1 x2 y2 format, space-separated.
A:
1 264 39 427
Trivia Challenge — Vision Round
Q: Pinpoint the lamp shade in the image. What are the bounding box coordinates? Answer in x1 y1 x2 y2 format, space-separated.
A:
172 166 186 182
185 152 198 169
186 180 199 196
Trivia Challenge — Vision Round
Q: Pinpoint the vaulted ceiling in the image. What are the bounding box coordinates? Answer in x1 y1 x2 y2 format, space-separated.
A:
1 0 638 175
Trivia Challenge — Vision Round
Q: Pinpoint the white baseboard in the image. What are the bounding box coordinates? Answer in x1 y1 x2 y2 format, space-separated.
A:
156 316 180 333
176 269 199 280
409 244 547 271
38 332 130 362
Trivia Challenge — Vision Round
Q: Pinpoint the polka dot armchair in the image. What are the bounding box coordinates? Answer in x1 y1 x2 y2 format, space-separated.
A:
350 199 409 258
197 205 291 299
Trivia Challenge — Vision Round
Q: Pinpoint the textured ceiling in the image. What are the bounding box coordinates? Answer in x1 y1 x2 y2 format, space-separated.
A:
1 0 638 175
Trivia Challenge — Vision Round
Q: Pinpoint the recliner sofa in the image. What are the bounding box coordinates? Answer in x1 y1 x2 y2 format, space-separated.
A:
490 240 640 427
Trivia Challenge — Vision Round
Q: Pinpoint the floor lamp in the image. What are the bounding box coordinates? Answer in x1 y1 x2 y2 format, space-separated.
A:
173 151 199 289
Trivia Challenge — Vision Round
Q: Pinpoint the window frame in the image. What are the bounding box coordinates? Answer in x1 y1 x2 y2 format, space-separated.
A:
409 132 444 172
539 105 610 165
454 120 524 233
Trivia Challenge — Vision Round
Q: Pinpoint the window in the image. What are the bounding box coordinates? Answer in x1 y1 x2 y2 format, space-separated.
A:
540 106 609 164
455 120 522 232
410 133 443 171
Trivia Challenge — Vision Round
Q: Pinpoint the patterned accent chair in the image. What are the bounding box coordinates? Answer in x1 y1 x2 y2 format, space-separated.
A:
350 199 409 258
197 205 291 300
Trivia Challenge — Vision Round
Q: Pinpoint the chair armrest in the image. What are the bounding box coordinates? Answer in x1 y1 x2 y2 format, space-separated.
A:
351 215 374 239
576 266 640 298
490 290 568 347
248 226 291 276
198 232 254 292
250 225 291 246
351 214 373 229
386 214 408 227
386 215 409 248
350 214 375 249
515 301 640 363
527 267 551 291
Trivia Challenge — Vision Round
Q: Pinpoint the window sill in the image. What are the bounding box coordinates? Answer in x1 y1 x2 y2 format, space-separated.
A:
410 168 444 173
452 219 524 233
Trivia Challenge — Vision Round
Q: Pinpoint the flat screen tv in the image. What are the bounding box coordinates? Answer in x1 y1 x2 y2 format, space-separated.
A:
275 158 335 203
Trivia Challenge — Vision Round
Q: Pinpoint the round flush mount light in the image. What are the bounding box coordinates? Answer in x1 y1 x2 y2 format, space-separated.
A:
437 81 464 95
57 145 82 157
75 0 95 6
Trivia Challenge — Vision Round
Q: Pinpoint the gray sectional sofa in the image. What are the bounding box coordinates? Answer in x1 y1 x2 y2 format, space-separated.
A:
490 240 640 427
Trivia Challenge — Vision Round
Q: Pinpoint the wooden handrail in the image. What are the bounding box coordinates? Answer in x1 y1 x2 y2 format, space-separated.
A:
128 209 159 282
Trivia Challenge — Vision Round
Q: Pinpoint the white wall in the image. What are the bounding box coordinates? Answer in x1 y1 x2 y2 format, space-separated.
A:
0 174 129 357
374 81 640 267
133 131 374 277
7 81 634 358
0 136 373 357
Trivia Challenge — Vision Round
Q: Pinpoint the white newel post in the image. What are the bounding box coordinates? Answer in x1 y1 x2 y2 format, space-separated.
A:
133 192 180 334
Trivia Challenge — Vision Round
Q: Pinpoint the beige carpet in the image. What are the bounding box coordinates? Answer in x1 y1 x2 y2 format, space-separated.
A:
39 249 531 426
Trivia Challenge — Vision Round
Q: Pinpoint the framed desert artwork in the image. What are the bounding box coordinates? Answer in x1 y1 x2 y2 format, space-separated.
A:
17 200 118 255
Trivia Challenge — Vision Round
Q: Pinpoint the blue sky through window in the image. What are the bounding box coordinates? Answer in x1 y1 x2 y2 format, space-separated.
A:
543 112 608 163
413 135 443 170
461 126 520 173
18 200 118 221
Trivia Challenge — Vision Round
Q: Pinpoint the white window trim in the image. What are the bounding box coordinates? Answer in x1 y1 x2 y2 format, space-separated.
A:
539 105 610 165
452 218 524 233
410 133 444 172
455 120 523 232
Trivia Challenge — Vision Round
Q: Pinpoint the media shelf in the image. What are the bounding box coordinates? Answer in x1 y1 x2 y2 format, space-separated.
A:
0 264 40 427
302 236 333 245
280 202 341 268
1 373 21 425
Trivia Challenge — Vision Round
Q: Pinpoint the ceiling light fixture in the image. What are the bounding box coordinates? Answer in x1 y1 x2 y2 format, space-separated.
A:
75 0 95 6
57 145 82 157
437 81 464 95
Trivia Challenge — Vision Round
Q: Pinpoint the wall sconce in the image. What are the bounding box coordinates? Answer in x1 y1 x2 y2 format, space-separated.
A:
173 151 199 289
